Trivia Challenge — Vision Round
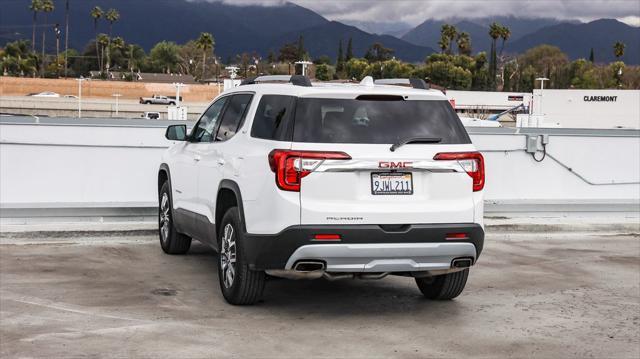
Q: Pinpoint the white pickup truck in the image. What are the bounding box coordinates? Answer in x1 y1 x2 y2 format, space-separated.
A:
140 95 177 105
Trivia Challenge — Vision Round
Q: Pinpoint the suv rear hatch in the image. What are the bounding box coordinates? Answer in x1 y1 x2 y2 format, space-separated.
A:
269 94 483 225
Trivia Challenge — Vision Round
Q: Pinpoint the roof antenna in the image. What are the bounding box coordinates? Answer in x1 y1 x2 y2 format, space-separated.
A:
360 76 374 87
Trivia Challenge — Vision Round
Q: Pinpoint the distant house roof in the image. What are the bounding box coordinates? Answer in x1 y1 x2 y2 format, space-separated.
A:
88 71 197 84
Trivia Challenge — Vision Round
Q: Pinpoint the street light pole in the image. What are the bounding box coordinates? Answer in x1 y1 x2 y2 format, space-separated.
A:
76 77 88 118
64 0 69 78
112 93 122 117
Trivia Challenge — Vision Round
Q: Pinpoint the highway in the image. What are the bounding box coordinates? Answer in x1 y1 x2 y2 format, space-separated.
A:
0 96 210 120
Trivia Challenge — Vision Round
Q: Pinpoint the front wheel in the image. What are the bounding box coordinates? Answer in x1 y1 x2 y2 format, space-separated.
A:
158 181 191 254
415 269 469 300
218 207 266 305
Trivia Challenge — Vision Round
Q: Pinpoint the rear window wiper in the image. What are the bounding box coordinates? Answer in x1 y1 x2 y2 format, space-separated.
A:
390 137 442 152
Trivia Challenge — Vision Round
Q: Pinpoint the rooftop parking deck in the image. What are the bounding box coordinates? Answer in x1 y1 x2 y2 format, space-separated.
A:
1 229 638 358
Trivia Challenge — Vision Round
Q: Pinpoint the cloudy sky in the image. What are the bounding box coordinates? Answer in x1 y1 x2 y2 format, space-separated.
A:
212 0 640 26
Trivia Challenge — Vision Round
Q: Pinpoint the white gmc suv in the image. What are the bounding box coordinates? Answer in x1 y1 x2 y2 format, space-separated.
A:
158 75 485 305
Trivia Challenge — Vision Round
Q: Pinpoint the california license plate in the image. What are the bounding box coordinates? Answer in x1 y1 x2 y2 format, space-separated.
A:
371 172 413 195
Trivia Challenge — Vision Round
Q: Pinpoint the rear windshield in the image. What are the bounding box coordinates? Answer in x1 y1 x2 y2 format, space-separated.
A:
292 98 470 144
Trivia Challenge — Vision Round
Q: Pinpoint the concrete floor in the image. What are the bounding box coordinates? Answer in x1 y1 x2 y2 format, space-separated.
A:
1 231 638 358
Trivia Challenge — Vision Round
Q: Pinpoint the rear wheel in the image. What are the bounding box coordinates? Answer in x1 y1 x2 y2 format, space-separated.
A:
415 269 469 300
159 181 191 254
218 206 266 305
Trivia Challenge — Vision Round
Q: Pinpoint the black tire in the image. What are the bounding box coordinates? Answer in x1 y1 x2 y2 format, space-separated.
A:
217 206 266 305
145 101 151 104
158 181 191 254
415 269 469 300
169 102 176 106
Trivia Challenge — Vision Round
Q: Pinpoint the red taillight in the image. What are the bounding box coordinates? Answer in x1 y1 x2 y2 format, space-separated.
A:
433 151 485 192
446 232 468 240
313 234 341 241
268 150 351 192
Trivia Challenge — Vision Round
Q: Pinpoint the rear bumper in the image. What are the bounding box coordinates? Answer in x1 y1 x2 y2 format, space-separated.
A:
244 223 484 272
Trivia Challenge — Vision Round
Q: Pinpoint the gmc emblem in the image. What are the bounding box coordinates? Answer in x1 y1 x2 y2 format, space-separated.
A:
379 161 413 168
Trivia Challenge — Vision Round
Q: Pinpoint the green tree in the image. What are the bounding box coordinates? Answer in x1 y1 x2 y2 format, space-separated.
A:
96 33 109 73
344 58 369 80
336 39 344 72
278 42 298 63
613 41 625 60
589 48 594 63
39 0 54 76
105 8 120 72
313 55 332 65
364 43 394 62
314 63 333 81
345 37 354 61
90 6 104 71
439 24 457 54
456 32 472 56
498 25 511 56
196 32 214 79
296 35 306 60
29 0 43 52
488 22 502 89
149 41 180 73
0 40 38 76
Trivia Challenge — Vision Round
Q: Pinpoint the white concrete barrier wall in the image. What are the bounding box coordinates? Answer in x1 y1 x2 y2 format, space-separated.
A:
1 118 639 217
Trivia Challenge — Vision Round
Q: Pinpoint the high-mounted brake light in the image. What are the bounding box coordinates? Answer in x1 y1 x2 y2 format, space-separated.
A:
268 150 351 192
433 152 485 192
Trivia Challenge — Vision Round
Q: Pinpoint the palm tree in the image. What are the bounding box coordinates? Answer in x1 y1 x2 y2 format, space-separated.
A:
90 6 104 72
29 0 43 52
40 0 54 76
439 24 457 54
196 32 214 80
498 25 511 56
613 41 626 59
488 22 502 88
105 8 120 72
97 33 109 74
456 32 472 56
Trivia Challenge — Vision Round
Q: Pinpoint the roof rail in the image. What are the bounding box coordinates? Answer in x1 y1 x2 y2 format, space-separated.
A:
240 75 312 87
374 78 430 90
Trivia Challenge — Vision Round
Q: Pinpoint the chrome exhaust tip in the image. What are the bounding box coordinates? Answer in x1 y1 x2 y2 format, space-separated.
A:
293 261 325 272
451 257 473 269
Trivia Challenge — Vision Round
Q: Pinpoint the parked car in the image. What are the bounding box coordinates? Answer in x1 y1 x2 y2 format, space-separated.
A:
140 95 176 105
27 91 60 98
158 75 485 305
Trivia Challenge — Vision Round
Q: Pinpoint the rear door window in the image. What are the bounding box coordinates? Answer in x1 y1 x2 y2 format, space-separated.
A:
215 94 253 142
250 95 295 141
293 98 470 144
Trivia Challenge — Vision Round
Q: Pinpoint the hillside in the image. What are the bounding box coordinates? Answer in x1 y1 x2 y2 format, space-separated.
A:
268 21 434 62
507 19 640 63
402 17 572 54
0 0 432 62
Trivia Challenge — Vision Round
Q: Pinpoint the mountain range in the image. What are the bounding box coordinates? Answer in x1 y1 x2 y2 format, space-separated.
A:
0 0 638 64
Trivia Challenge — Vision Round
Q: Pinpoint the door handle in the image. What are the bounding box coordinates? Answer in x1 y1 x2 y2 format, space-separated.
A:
193 155 201 162
217 158 225 166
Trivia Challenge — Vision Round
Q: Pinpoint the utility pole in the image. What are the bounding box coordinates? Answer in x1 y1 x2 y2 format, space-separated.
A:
55 24 61 77
64 0 69 78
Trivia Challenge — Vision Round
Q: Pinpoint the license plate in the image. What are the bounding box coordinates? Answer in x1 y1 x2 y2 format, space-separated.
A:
371 172 413 195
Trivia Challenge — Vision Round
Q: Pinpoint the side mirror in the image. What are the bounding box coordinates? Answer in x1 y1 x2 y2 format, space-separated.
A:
165 124 187 141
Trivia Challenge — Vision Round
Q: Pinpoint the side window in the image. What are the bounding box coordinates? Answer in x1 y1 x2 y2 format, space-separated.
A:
250 95 295 141
215 94 253 142
191 97 228 143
